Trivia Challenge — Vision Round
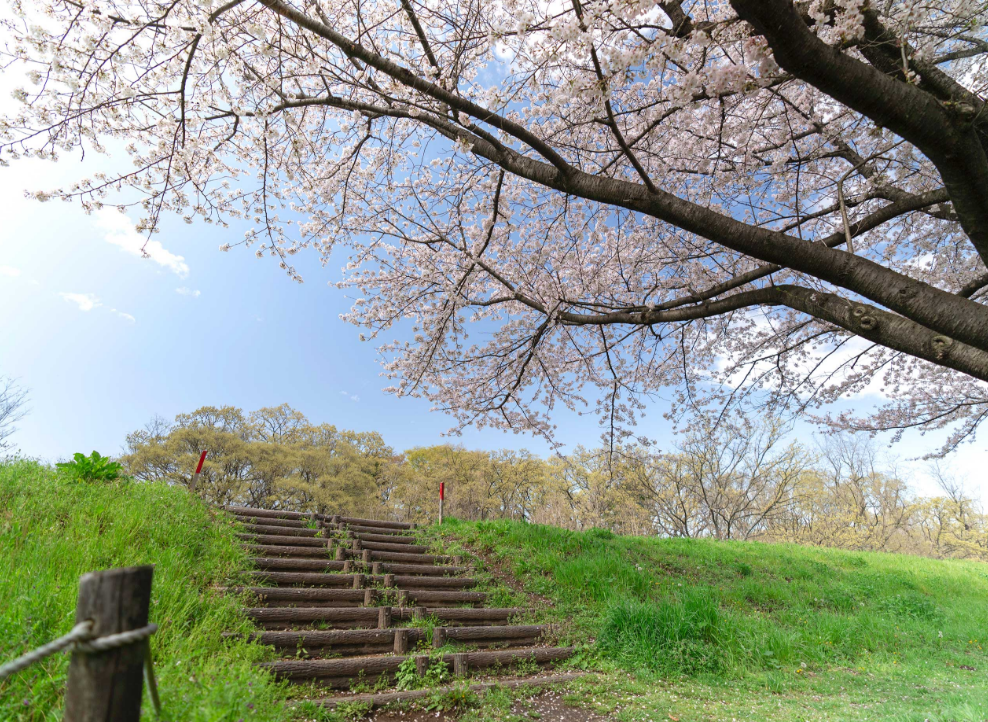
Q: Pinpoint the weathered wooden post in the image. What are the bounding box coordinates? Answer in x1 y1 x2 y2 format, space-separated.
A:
64 565 154 722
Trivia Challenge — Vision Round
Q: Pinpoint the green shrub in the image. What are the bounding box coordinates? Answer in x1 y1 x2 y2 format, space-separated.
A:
55 451 123 483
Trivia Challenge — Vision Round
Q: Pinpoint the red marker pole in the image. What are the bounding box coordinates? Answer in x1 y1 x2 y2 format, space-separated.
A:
191 450 207 494
439 482 445 525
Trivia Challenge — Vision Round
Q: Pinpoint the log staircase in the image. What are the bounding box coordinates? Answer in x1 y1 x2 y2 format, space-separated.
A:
224 506 580 709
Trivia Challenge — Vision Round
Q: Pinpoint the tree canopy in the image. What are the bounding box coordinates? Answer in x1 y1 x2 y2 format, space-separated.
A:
4 0 988 452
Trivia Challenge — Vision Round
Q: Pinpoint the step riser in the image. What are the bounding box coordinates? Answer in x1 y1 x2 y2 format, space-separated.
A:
314 674 587 708
249 571 477 589
239 624 544 649
242 524 322 538
359 541 428 554
238 533 330 548
232 514 308 529
226 506 415 530
246 544 333 558
243 607 524 627
262 647 574 682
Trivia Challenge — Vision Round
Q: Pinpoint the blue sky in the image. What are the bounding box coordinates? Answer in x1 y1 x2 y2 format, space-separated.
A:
0 152 630 463
0 137 983 500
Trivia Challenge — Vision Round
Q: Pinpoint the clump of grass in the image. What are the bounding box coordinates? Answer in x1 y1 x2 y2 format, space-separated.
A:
599 590 723 675
0 459 306 722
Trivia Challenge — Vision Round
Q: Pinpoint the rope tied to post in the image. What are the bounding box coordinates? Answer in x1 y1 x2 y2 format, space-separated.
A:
0 620 162 717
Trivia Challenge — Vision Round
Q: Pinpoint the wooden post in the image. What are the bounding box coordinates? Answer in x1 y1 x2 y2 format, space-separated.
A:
432 627 447 648
452 653 468 677
363 589 374 606
64 566 154 722
394 629 409 654
342 560 352 574
352 574 364 590
362 549 372 564
377 606 392 629
371 562 382 575
383 574 395 588
397 590 408 607
414 656 428 676
413 606 426 621
334 547 345 561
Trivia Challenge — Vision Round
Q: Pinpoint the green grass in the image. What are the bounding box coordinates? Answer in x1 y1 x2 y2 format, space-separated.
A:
439 517 988 722
0 460 338 722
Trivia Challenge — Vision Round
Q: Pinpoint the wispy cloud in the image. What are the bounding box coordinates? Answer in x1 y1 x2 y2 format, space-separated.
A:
339 390 360 402
0 265 21 277
176 287 201 297
95 209 190 277
59 292 101 311
112 309 136 323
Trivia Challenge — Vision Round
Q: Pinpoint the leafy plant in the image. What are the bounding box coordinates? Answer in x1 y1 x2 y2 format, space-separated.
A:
56 451 123 483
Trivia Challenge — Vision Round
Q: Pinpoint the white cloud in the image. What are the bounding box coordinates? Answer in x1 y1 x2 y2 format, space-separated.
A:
0 265 21 277
340 390 360 402
176 287 201 297
112 309 136 323
350 395 360 402
340 391 349 396
95 209 190 277
59 292 101 311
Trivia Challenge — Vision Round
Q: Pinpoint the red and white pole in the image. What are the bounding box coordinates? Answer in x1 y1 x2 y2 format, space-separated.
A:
190 450 207 493
439 482 445 525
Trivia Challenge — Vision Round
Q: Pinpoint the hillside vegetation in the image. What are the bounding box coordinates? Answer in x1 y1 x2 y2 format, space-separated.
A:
125 405 988 564
0 460 316 722
438 518 988 722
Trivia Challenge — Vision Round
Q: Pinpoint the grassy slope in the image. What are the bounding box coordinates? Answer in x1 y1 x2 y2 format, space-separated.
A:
437 518 988 722
0 460 331 722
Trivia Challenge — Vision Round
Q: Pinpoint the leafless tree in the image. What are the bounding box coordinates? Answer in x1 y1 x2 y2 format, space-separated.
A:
0 376 28 454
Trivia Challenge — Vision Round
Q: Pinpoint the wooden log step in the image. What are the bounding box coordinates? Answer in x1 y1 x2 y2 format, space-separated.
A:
332 524 411 536
390 575 477 589
261 646 574 683
311 673 587 709
232 513 309 529
227 587 367 605
243 607 382 626
252 557 346 572
237 533 330 548
243 523 322 537
341 549 446 564
434 625 547 646
242 606 526 627
235 628 430 653
359 540 428 554
351 532 419 545
227 506 309 520
336 515 414 530
374 563 469 577
246 544 333 558
400 590 487 605
247 571 361 587
248 571 477 590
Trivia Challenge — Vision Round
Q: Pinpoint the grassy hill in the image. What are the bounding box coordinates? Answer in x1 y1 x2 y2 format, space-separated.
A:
3 458 987 722
0 460 321 722
434 518 988 722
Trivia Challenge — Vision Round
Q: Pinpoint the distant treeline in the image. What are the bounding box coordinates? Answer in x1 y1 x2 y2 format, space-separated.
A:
123 405 988 562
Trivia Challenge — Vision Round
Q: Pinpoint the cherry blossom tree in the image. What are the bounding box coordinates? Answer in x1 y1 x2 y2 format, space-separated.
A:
3 0 988 453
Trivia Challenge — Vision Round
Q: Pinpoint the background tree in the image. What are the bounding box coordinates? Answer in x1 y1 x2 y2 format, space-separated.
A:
4 1 988 452
0 376 28 455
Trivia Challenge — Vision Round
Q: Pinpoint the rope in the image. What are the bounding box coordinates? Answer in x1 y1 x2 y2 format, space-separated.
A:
0 622 158 680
